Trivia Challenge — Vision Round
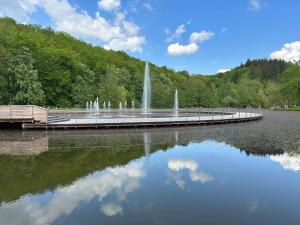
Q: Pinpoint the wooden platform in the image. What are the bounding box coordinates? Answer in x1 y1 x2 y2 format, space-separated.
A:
0 105 48 125
22 112 263 130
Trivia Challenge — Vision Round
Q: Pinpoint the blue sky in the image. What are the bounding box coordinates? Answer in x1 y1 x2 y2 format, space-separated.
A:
1 0 300 74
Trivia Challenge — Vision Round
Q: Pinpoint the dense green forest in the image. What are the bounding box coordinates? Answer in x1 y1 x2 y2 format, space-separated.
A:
0 17 299 108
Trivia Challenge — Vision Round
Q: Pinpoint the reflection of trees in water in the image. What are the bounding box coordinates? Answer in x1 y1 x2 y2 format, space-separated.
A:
0 111 298 202
0 162 146 225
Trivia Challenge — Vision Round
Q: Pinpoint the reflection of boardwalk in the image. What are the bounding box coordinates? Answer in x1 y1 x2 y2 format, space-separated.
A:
0 135 48 155
24 112 262 129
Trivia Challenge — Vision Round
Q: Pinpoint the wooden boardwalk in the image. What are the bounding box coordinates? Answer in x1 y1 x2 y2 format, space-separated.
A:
23 112 263 130
0 105 48 124
0 105 263 130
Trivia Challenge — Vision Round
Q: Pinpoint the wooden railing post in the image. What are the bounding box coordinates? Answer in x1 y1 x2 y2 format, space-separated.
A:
9 105 12 120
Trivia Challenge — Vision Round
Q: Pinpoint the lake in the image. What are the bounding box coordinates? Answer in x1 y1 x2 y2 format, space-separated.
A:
0 111 299 225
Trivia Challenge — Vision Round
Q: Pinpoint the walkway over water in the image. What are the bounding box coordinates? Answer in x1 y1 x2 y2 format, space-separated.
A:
0 105 48 125
0 105 263 129
23 109 263 129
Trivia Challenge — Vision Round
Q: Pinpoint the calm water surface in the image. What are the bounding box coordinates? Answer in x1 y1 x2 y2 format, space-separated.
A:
0 111 300 225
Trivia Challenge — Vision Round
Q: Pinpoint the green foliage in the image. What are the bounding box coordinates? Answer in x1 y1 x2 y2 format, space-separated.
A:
279 64 300 105
8 46 45 105
0 18 299 108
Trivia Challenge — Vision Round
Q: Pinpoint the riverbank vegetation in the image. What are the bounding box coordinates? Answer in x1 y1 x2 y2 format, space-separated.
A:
0 18 299 108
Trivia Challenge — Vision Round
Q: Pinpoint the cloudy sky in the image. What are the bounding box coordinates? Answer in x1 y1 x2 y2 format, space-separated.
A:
0 0 300 74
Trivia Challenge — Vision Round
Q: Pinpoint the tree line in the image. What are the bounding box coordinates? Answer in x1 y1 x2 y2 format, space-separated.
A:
0 18 299 108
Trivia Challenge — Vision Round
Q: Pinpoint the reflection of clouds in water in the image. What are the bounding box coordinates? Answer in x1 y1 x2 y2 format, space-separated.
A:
190 171 213 183
248 197 259 213
100 203 123 217
168 159 213 188
168 172 186 189
270 153 300 171
168 159 198 171
0 163 145 225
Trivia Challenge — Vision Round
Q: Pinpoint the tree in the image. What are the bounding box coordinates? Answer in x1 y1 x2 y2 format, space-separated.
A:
71 63 95 106
9 46 45 105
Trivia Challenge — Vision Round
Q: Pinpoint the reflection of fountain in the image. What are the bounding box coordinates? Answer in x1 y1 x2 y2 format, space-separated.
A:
174 89 179 117
142 62 151 114
143 132 151 157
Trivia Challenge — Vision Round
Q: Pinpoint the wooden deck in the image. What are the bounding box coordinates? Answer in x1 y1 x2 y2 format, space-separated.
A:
23 112 263 130
0 106 263 130
0 105 48 124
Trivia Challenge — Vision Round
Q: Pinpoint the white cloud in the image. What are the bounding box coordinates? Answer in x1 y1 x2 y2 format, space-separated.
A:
167 42 199 56
98 0 120 11
166 24 186 42
189 31 214 43
0 0 39 22
143 3 153 11
217 68 230 73
250 0 261 10
270 41 300 63
166 25 214 56
104 36 145 52
0 0 145 53
270 153 300 171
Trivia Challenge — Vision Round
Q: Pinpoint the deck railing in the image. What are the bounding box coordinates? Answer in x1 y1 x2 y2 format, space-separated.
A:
0 105 48 123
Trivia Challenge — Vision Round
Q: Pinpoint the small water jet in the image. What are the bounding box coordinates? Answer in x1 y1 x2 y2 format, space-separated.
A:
108 101 111 110
174 89 179 117
142 62 151 114
95 97 99 112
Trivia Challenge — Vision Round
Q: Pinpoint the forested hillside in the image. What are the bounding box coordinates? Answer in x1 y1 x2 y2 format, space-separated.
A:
0 18 299 108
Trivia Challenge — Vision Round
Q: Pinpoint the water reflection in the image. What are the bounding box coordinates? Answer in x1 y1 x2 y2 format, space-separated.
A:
168 159 213 184
143 132 151 157
270 153 300 171
0 162 145 225
0 111 299 225
0 132 48 155
167 159 213 189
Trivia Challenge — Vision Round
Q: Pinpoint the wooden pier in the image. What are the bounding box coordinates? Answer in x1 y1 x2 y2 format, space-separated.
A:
0 105 263 130
23 112 263 130
0 105 48 125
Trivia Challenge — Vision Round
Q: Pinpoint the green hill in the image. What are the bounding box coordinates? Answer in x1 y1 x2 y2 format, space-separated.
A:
0 17 299 108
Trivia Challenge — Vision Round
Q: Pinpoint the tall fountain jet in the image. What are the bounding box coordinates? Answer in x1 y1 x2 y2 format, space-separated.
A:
174 89 179 117
142 62 151 114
